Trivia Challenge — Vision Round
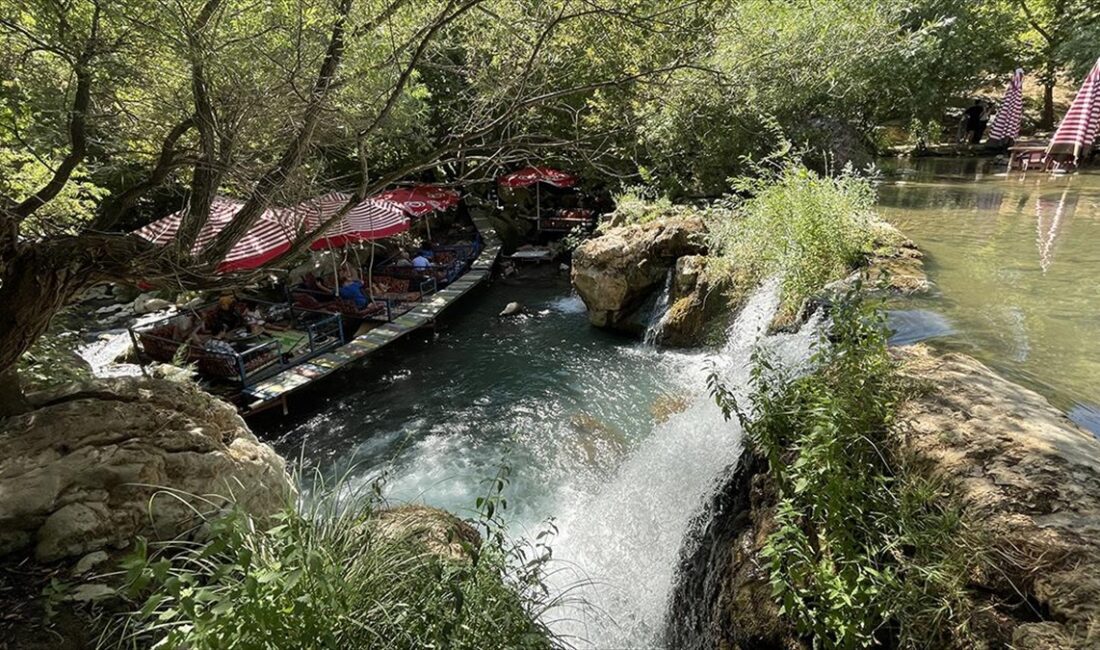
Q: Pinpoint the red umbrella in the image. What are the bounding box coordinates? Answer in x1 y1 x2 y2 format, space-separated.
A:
1047 57 1100 164
498 166 578 189
134 196 305 272
374 185 460 217
296 192 410 250
989 68 1024 142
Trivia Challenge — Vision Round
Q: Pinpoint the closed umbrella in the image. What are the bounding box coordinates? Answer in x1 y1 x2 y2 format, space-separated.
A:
989 68 1024 142
1047 57 1100 164
134 196 304 272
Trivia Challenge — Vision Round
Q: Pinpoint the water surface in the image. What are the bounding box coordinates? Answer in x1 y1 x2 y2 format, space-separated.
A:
879 157 1100 434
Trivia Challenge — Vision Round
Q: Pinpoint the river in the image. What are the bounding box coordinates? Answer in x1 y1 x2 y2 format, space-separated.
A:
879 157 1100 435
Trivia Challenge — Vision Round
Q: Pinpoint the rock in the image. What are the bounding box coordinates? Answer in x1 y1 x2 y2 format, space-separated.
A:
0 377 293 562
373 505 481 564
672 346 1100 649
94 304 125 316
110 284 142 303
79 286 112 301
572 217 708 334
132 293 173 315
499 302 524 317
72 550 110 576
64 583 116 603
657 255 730 347
893 345 1100 648
863 221 929 295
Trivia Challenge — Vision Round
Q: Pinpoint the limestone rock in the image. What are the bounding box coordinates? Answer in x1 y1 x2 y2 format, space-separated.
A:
373 505 481 564
72 550 110 575
0 378 293 562
863 221 929 295
499 301 524 317
571 217 708 334
894 345 1100 648
657 255 729 347
132 294 173 315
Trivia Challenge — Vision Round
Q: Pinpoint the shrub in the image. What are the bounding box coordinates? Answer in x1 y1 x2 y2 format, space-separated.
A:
708 162 877 325
104 470 558 650
711 288 983 648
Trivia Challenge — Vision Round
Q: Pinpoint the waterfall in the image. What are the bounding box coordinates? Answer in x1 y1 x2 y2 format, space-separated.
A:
546 278 822 648
643 269 675 346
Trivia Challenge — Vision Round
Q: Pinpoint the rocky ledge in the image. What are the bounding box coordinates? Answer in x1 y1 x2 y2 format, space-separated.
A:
571 217 708 335
669 345 1100 649
0 377 293 563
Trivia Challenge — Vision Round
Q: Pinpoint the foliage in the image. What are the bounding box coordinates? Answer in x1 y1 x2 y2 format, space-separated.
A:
16 329 91 391
105 470 560 650
707 162 877 325
711 289 982 648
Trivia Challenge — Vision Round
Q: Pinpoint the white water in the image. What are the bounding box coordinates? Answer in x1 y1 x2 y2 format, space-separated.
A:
643 270 675 346
545 279 822 647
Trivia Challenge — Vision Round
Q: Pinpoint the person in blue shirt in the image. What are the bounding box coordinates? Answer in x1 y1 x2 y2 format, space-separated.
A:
412 253 431 270
338 275 368 308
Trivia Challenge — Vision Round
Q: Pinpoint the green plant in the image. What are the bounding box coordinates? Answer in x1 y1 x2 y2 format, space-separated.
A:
711 288 983 649
104 470 560 650
709 162 877 325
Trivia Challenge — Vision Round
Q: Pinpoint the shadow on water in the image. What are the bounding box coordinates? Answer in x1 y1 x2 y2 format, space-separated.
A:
878 157 1100 436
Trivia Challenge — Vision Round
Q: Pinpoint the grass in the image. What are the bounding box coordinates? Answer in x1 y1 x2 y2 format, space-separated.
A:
711 287 984 649
101 469 562 650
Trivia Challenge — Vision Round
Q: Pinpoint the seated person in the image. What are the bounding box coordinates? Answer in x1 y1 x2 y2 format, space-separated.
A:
338 275 369 308
412 251 431 270
241 301 284 334
208 295 245 337
394 250 413 268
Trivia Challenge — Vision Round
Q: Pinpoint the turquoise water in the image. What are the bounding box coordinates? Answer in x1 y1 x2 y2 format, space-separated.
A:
258 274 818 647
879 157 1100 434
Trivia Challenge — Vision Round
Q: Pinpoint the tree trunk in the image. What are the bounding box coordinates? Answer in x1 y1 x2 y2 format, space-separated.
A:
1042 81 1055 131
0 246 89 381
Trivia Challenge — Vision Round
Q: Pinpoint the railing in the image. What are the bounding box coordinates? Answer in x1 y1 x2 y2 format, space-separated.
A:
129 298 344 388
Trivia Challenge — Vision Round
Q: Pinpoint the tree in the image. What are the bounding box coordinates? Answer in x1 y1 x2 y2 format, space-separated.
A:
0 0 700 410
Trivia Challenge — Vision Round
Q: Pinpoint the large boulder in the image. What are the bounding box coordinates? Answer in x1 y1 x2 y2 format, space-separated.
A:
894 345 1100 648
571 217 708 333
0 378 292 562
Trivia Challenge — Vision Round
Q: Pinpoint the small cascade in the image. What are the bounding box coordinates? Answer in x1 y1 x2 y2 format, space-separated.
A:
643 269 675 346
547 278 822 648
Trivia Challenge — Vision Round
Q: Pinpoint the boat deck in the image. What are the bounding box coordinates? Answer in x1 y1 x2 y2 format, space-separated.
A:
241 214 502 415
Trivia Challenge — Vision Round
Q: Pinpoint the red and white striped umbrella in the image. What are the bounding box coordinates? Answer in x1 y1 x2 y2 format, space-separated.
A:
989 68 1024 142
296 192 410 250
1047 57 1100 162
373 185 460 217
134 196 305 272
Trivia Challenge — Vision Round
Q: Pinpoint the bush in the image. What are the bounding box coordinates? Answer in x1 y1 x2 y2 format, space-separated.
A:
711 289 983 648
707 162 877 325
104 470 559 650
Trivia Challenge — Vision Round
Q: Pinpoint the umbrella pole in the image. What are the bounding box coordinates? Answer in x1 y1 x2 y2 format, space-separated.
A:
368 244 376 299
330 250 339 295
425 216 432 242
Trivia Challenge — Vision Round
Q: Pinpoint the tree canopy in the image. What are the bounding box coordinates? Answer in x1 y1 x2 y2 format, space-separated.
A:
1 0 1098 388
